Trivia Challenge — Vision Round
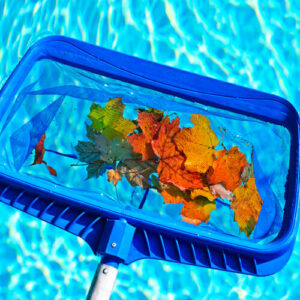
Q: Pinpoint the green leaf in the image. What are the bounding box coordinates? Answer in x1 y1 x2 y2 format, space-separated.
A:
75 141 101 163
94 135 138 165
86 160 108 179
88 97 136 140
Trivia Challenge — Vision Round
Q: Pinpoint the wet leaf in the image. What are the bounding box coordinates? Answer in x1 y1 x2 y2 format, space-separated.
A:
86 160 109 179
107 169 122 185
137 107 164 121
208 146 248 191
88 97 136 140
209 183 233 200
174 114 219 173
181 196 217 224
33 134 46 165
231 178 263 236
190 187 217 201
94 135 136 164
241 164 254 183
75 141 102 163
32 134 57 176
117 160 157 189
151 116 204 191
127 112 161 161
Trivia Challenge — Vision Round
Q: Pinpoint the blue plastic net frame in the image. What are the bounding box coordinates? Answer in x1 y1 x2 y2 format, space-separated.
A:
0 36 299 276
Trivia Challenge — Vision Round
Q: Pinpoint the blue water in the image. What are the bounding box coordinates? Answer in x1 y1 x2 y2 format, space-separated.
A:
0 0 299 299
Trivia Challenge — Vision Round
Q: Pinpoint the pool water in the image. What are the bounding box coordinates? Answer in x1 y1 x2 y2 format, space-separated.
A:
0 0 299 299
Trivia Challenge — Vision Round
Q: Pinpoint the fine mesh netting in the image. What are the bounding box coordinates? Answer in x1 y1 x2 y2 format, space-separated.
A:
0 59 291 243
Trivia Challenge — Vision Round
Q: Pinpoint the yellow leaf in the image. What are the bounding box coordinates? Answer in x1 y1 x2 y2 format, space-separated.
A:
88 97 136 140
107 169 122 185
174 114 219 173
231 178 263 237
190 187 217 201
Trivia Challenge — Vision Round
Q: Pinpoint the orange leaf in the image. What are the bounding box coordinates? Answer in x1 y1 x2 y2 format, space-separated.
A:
181 197 216 224
107 169 122 185
47 165 57 176
208 147 248 191
231 178 263 237
159 183 188 204
151 116 204 191
174 114 219 173
127 112 160 161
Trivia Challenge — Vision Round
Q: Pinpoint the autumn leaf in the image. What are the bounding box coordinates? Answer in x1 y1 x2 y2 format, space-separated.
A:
107 169 122 185
32 134 57 176
181 196 217 224
33 134 46 165
117 160 157 189
190 187 217 201
174 114 219 173
88 97 136 140
207 146 248 191
127 112 161 161
151 115 204 191
137 107 164 121
209 183 233 200
231 178 263 237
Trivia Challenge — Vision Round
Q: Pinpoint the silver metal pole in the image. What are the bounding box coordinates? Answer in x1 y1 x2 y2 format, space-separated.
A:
87 258 119 300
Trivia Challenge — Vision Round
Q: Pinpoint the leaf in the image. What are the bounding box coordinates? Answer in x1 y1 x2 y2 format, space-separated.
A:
127 112 161 161
137 107 164 121
241 164 254 182
33 134 46 165
190 187 217 201
209 183 233 200
230 178 263 237
32 134 57 176
94 135 136 164
88 97 136 140
75 141 102 163
151 115 204 191
174 114 219 173
181 196 217 224
117 160 156 189
86 160 108 179
207 146 249 191
107 169 122 185
47 165 57 176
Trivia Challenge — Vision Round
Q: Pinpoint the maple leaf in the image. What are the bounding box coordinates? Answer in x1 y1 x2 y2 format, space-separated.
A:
107 169 122 185
207 146 249 191
209 183 233 200
94 135 137 164
117 160 156 189
137 107 164 121
127 112 161 161
181 196 217 225
151 176 188 204
231 178 263 237
88 97 136 140
151 115 204 191
174 114 219 173
190 187 217 201
32 134 57 176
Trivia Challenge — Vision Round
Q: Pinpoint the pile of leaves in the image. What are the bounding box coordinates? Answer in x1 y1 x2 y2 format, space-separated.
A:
72 97 263 237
